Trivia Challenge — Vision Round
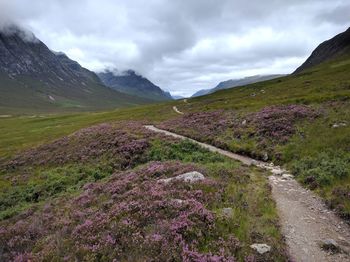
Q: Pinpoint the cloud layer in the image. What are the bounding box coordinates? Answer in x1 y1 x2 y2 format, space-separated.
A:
1 0 349 96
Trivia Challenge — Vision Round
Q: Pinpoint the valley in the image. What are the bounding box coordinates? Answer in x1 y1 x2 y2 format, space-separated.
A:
0 7 349 262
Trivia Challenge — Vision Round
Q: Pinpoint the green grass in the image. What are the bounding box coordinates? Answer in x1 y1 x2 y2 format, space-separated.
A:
0 102 179 160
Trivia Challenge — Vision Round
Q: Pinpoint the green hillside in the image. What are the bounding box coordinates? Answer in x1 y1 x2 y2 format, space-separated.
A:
0 73 154 114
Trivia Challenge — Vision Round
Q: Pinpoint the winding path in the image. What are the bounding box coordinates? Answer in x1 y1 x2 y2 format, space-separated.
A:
144 125 350 262
172 106 184 115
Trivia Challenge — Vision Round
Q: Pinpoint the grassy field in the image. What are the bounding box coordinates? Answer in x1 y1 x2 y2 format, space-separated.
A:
0 102 180 160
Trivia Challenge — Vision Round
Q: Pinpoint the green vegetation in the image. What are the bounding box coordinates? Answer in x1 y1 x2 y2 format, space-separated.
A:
0 131 287 261
1 36 350 261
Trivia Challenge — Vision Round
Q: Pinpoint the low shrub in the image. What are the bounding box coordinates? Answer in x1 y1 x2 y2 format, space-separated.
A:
291 151 350 187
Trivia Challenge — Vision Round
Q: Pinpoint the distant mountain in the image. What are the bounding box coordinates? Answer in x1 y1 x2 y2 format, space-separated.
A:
0 25 150 113
294 27 350 74
98 70 172 101
192 75 284 97
172 95 185 100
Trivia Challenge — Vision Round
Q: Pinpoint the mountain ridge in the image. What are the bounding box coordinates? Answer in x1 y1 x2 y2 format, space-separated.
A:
294 27 350 73
192 74 285 97
98 70 172 101
0 25 151 113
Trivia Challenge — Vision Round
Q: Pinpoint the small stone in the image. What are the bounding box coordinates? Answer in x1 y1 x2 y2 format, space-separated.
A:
172 199 185 204
250 243 271 254
332 122 347 128
281 174 294 180
263 152 269 161
222 208 233 218
320 239 340 253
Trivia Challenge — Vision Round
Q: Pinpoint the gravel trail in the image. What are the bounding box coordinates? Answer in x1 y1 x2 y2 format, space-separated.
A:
145 125 350 262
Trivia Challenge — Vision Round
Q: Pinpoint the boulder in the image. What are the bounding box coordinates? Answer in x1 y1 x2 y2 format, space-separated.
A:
159 171 205 184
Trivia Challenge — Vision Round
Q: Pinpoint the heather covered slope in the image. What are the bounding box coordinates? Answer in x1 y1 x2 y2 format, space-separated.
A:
0 122 287 261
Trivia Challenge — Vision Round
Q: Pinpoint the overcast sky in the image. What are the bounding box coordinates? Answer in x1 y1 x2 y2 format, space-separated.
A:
1 0 349 96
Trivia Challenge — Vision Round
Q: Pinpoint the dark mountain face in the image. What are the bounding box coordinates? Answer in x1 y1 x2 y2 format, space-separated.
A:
294 27 350 74
192 75 284 97
0 25 101 85
98 70 172 101
0 25 151 113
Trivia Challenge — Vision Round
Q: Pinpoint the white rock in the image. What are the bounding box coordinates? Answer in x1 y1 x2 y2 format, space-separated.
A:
271 169 284 175
172 199 185 204
159 171 205 184
250 243 271 254
332 122 347 128
263 152 269 161
222 208 233 218
282 174 294 180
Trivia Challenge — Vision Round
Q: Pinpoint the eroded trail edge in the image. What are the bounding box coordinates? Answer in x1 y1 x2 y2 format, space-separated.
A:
144 125 350 262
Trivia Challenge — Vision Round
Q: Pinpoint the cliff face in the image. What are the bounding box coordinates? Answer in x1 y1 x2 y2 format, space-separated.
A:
0 25 102 86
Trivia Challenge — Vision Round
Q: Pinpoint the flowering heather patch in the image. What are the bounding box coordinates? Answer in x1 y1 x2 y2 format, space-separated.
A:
0 161 243 261
5 121 155 169
249 105 319 143
159 105 319 160
159 110 237 148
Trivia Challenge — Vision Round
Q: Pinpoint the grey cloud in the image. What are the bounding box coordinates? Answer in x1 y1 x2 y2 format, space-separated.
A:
0 0 349 96
315 2 350 25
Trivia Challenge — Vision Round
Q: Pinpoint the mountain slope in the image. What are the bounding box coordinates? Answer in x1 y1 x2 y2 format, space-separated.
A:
192 75 284 97
0 25 151 114
294 27 350 73
98 70 172 101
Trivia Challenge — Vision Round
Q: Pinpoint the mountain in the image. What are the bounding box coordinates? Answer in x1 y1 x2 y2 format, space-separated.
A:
294 27 350 73
0 25 151 114
192 75 284 97
172 95 185 100
98 70 172 101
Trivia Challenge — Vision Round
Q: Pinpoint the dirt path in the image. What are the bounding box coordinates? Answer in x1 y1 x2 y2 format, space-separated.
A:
172 106 184 115
144 125 350 262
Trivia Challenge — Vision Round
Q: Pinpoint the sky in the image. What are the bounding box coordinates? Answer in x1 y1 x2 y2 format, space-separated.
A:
1 0 349 97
